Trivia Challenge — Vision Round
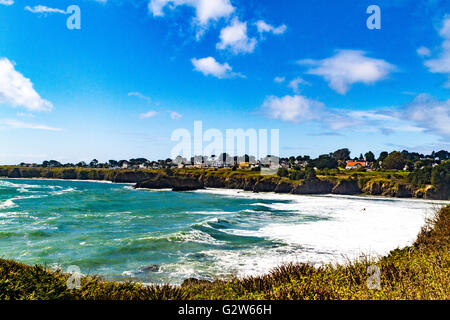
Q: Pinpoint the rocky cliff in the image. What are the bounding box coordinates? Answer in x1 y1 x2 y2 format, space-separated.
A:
1 166 448 200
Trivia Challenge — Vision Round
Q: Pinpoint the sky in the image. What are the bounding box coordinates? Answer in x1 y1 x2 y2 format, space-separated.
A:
0 0 449 164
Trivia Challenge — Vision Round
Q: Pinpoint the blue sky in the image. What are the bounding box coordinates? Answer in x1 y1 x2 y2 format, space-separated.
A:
0 0 449 164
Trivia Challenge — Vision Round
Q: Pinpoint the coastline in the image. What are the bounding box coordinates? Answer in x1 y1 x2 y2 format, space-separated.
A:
2 176 450 204
1 166 448 200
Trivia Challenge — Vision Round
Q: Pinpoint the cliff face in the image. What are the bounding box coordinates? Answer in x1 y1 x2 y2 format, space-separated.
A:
1 167 448 200
134 174 204 191
331 179 361 195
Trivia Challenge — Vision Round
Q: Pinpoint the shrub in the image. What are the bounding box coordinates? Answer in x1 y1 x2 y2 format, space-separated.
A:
431 161 450 191
305 167 317 181
289 170 305 180
277 167 289 178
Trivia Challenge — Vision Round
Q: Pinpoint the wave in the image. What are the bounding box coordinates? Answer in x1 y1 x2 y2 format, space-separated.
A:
196 188 450 205
0 194 48 210
186 210 235 215
50 187 76 196
0 198 17 209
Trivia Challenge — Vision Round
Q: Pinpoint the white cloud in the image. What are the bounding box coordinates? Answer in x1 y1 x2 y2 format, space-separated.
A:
348 110 397 121
191 57 241 79
417 46 431 57
0 0 14 6
424 17 450 88
256 20 287 35
274 76 285 83
216 18 257 54
0 119 61 131
169 111 182 120
140 111 158 119
0 58 52 112
439 15 450 38
16 112 34 118
323 95 449 138
298 50 395 94
405 94 450 137
25 5 67 14
148 0 234 25
324 112 363 130
262 95 324 123
288 77 310 93
128 92 152 103
260 92 447 139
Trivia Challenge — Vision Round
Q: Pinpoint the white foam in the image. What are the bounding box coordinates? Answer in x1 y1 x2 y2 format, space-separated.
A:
187 210 234 215
0 198 17 209
50 187 76 196
0 194 47 210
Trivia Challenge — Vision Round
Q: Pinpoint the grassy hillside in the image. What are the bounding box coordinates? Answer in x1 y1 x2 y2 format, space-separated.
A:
1 206 449 300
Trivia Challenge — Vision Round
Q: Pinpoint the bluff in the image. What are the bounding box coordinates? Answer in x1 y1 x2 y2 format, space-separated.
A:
0 166 448 200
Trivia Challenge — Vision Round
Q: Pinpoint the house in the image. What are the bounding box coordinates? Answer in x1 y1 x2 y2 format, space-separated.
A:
238 162 250 169
345 161 368 170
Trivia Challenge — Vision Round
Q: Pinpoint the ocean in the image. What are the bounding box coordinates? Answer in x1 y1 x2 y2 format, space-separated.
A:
0 178 448 285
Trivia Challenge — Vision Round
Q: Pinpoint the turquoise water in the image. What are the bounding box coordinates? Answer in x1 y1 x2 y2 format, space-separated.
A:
0 178 447 284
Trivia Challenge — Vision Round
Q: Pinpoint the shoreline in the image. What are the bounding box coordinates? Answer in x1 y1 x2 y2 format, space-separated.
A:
194 187 450 204
2 176 449 204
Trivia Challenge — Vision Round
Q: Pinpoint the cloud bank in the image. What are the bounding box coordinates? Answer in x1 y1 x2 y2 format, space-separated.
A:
298 50 395 94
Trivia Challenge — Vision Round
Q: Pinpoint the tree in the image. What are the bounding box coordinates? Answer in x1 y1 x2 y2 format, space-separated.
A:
378 151 388 162
382 152 406 170
108 160 118 168
118 160 128 168
42 160 62 168
364 151 375 162
332 148 351 161
431 161 450 191
277 167 289 178
435 150 449 161
89 159 99 168
312 155 338 169
404 161 414 172
76 161 87 168
408 166 432 186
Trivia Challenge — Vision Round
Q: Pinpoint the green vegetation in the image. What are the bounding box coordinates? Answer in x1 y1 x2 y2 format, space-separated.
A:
408 161 450 191
1 206 449 300
1 163 448 199
382 151 406 170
